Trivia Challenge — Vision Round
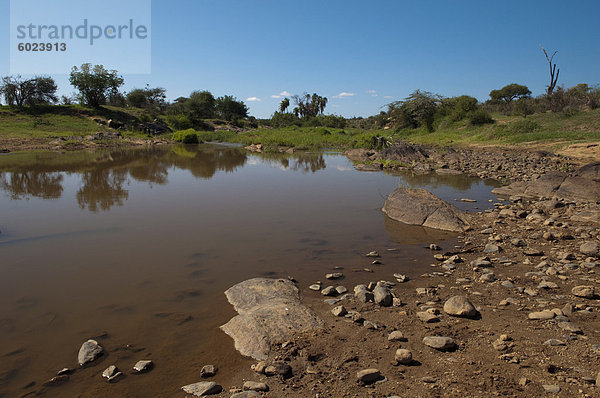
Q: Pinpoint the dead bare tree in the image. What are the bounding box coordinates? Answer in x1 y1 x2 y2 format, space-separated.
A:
540 45 560 95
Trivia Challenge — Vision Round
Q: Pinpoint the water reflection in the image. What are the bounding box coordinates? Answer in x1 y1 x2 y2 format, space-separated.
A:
0 171 63 199
0 145 331 212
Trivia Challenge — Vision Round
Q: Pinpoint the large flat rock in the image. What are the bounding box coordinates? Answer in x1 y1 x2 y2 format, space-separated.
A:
221 278 322 360
382 188 470 232
492 162 599 202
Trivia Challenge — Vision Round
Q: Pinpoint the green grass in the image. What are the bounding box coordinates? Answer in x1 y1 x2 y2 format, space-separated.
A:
230 126 380 150
0 106 103 138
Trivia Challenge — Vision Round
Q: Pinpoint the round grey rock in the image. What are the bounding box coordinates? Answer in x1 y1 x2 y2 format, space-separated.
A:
423 336 457 351
394 349 413 365
181 381 223 396
443 296 478 318
356 368 380 384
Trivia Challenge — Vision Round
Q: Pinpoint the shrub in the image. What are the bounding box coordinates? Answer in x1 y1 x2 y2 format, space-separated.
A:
166 114 193 130
172 129 199 144
469 110 494 125
353 133 390 149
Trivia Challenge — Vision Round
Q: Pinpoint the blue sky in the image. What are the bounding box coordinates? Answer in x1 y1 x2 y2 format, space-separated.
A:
1 0 599 118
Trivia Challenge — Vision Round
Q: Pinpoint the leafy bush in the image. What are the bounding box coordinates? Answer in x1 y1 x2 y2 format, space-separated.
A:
271 111 302 128
172 129 199 144
353 133 390 149
166 114 193 130
469 110 494 125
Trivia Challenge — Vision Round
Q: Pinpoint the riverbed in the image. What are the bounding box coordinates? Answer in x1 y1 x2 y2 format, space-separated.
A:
0 144 499 397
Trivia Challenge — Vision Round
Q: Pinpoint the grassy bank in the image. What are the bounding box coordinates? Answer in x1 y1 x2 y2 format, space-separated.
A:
2 105 599 152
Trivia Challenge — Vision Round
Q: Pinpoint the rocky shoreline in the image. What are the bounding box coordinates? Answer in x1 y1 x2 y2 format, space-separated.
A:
203 158 599 397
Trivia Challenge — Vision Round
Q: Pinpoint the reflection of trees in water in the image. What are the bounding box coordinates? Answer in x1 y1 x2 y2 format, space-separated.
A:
254 152 327 173
76 169 129 212
0 171 63 199
0 146 330 212
171 146 248 179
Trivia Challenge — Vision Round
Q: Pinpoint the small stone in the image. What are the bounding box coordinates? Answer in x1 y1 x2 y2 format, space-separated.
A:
479 273 496 283
321 286 337 296
542 384 560 393
181 381 223 396
394 273 409 283
57 368 73 376
243 381 269 392
518 377 529 386
264 362 291 377
461 198 476 203
501 280 515 289
335 286 348 294
356 368 381 384
429 244 441 251
373 286 392 307
331 305 347 317
538 281 558 289
78 339 103 366
524 288 539 296
480 228 494 234
251 362 267 374
528 310 556 320
543 339 566 346
200 365 217 378
443 296 478 318
524 249 544 256
558 321 583 334
133 360 153 373
231 391 261 398
571 285 595 298
510 238 525 247
484 244 502 253
43 375 69 386
308 284 321 291
394 349 413 365
363 320 379 329
580 241 599 257
326 273 343 280
366 251 380 258
388 331 406 342
422 336 457 351
102 365 123 383
417 311 440 323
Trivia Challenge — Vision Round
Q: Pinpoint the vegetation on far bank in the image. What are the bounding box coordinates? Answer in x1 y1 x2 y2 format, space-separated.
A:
1 60 599 152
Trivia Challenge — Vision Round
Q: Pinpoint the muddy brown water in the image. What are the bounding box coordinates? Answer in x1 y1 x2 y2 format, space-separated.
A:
0 144 499 397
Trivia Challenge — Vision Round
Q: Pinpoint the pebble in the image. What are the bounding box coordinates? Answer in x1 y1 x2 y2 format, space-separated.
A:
443 296 478 318
201 365 217 378
388 331 407 342
331 305 347 317
366 251 380 258
133 360 153 373
231 391 261 398
558 321 583 334
181 381 223 396
326 273 343 280
243 381 269 392
528 310 556 320
571 285 595 298
422 336 457 351
43 375 69 386
308 284 321 291
373 286 393 307
542 384 560 393
321 286 337 296
416 311 440 323
394 349 413 364
484 244 502 253
543 339 566 346
264 362 291 377
102 365 123 383
335 286 348 294
78 339 103 366
356 368 381 384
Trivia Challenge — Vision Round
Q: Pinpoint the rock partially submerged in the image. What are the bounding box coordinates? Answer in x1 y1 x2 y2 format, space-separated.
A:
220 278 322 360
78 339 103 366
382 188 471 232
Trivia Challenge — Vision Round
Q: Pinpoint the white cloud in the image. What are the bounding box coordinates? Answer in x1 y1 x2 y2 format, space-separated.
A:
384 95 393 99
366 90 378 97
333 92 356 99
246 97 261 102
270 91 291 99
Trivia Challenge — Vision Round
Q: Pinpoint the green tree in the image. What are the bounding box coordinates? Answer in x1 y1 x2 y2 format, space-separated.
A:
186 90 216 120
215 95 248 121
489 83 531 104
0 75 58 106
388 90 440 132
126 85 167 110
69 63 124 107
291 93 328 118
279 98 290 113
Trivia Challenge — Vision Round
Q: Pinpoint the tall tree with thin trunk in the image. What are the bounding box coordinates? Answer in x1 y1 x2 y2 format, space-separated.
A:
540 45 559 96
